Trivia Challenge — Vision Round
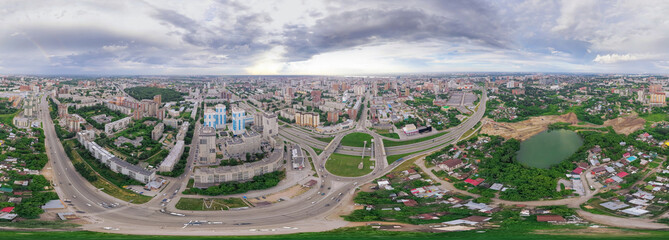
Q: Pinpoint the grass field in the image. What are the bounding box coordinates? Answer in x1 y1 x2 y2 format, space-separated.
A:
311 147 323 155
0 220 79 229
2 225 669 240
640 113 669 123
386 152 414 164
340 132 373 147
315 136 334 143
372 128 400 139
175 197 247 211
325 153 373 177
382 132 447 147
0 111 18 128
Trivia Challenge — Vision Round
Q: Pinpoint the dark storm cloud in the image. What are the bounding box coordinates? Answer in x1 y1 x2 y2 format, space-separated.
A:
0 26 146 52
282 2 508 61
151 7 272 60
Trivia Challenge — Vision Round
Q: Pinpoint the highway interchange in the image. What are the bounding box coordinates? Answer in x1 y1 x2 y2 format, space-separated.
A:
40 88 489 235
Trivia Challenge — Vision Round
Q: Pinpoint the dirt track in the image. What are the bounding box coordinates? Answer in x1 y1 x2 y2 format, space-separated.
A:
480 113 578 141
480 113 645 140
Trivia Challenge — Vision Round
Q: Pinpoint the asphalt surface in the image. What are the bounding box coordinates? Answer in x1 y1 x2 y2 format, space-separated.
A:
39 88 490 235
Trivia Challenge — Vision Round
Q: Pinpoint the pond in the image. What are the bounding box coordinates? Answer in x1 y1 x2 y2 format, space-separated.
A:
516 129 583 169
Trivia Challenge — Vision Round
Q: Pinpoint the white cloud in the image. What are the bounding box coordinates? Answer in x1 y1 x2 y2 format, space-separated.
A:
593 54 639 64
102 44 128 51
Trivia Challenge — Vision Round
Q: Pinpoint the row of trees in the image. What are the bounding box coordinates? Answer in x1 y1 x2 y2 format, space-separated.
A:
183 170 284 196
72 142 143 187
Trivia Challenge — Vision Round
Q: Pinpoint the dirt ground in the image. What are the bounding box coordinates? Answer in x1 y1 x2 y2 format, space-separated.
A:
600 115 645 135
480 112 646 140
247 184 308 204
480 113 578 141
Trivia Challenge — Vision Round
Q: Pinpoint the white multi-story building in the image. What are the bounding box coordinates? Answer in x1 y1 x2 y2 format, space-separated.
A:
231 107 246 135
203 108 216 129
215 104 226 129
354 85 366 96
198 126 217 165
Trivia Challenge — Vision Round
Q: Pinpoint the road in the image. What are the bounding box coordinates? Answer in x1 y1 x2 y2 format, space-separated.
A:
41 91 413 235
39 85 664 235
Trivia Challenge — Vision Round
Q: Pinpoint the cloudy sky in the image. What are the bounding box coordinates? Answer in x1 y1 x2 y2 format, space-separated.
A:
1 0 669 75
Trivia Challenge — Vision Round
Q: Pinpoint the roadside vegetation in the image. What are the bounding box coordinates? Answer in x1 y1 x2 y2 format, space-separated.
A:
182 171 284 196
63 140 151 204
382 132 447 147
175 197 247 211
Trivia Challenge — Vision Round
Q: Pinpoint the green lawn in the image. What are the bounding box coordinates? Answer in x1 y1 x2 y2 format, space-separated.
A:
340 132 373 147
383 132 447 147
325 153 373 177
315 136 334 143
175 197 247 211
311 147 323 155
2 225 669 240
379 132 400 139
0 111 18 128
386 152 414 164
640 113 669 123
372 128 400 139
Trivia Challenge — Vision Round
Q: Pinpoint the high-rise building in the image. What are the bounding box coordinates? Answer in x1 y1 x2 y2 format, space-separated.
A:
650 93 666 106
58 104 69 118
295 112 319 128
231 107 246 135
327 111 339 123
262 113 278 138
311 90 322 103
153 95 161 105
215 104 226 129
649 84 663 94
197 126 217 165
66 115 80 132
354 85 366 96
204 108 216 128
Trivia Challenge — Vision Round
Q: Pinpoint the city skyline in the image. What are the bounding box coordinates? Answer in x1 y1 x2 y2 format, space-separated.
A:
2 0 669 75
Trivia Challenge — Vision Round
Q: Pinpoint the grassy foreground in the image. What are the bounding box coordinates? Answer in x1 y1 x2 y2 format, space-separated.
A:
340 132 373 147
1 225 669 240
325 153 373 177
383 132 447 147
175 197 247 211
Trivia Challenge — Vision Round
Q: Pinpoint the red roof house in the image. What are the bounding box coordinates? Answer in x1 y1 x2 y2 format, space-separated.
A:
0 207 14 213
616 171 629 178
464 178 484 186
536 215 566 223
572 167 584 175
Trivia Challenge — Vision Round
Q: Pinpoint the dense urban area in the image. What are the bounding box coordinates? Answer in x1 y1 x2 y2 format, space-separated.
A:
0 74 667 239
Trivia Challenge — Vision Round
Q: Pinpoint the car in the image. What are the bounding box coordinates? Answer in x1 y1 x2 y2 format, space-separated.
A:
321 193 325 196
311 202 315 204
75 211 86 214
325 204 330 207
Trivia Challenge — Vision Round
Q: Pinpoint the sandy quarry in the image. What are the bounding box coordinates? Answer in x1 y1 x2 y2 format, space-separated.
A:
480 112 646 140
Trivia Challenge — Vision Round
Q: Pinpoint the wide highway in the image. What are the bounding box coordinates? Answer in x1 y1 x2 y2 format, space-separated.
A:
39 87 486 235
